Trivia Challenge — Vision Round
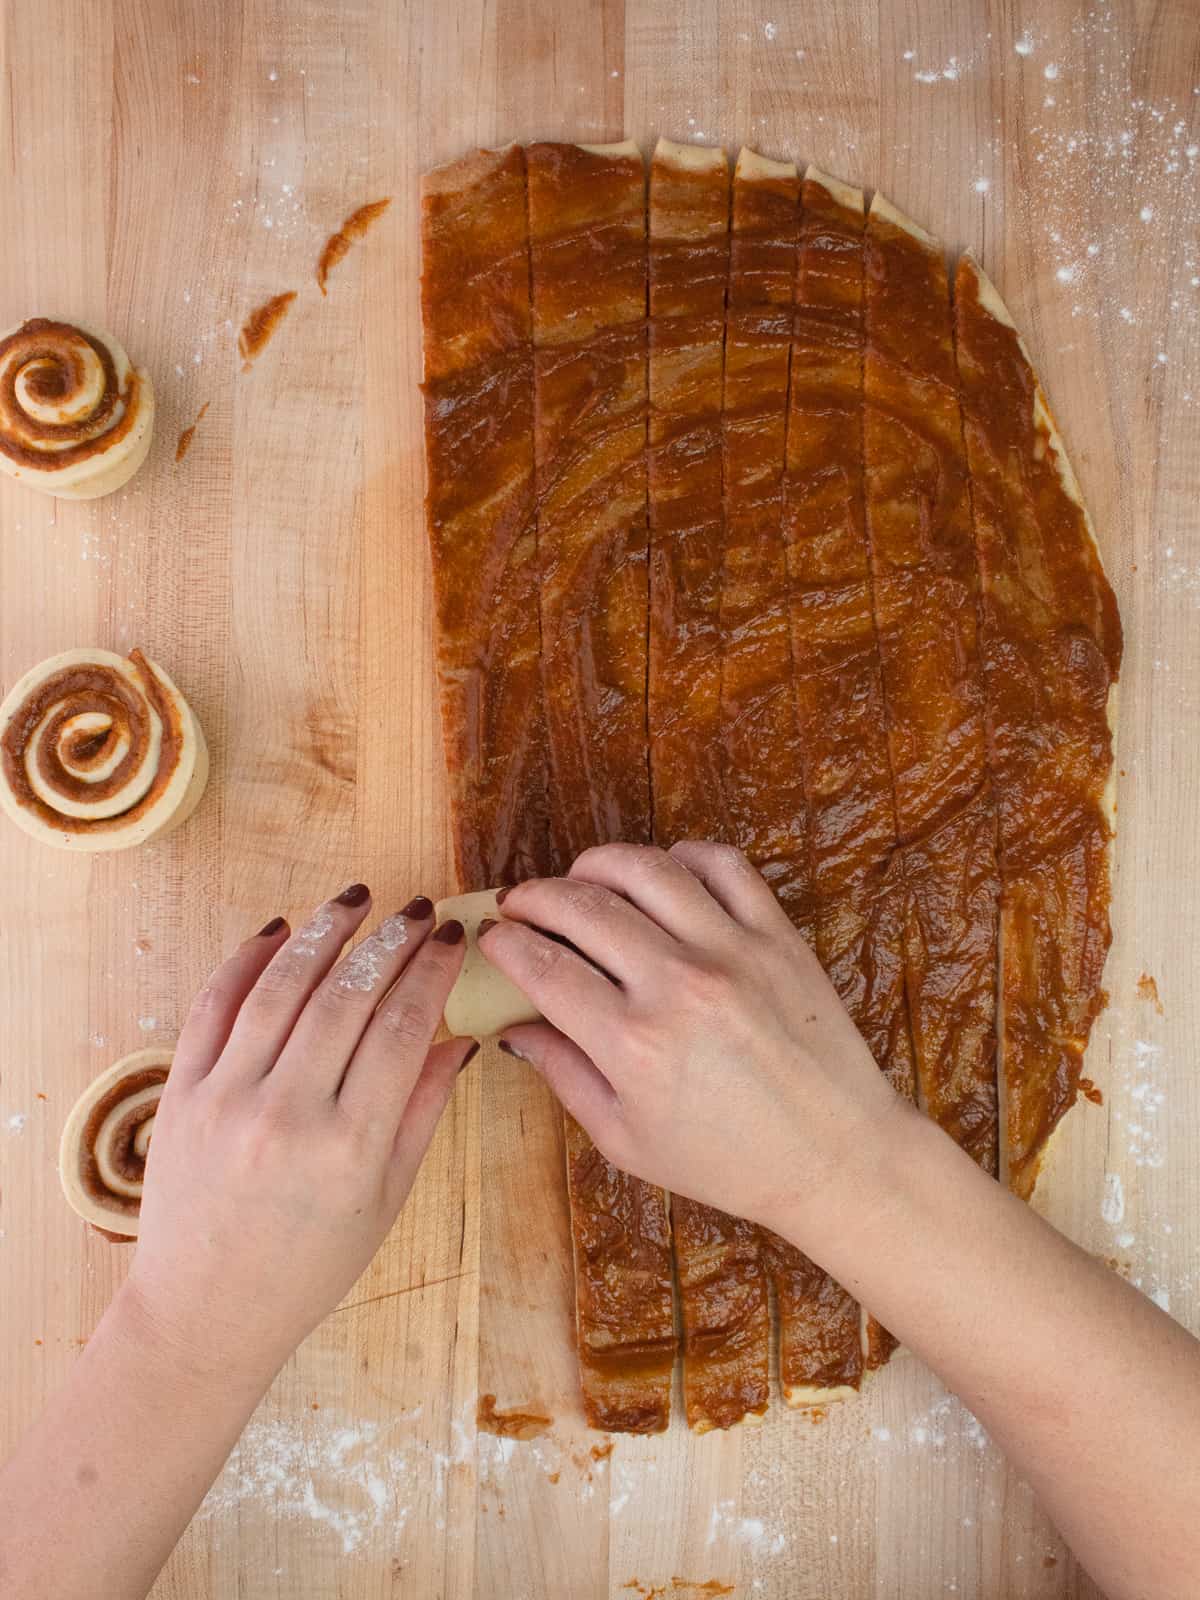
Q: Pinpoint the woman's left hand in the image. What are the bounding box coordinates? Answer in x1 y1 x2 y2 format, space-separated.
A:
126 885 475 1386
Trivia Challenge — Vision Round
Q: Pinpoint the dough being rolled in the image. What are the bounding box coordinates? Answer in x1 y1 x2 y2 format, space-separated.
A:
0 318 155 499
436 889 542 1038
0 647 209 851
59 1048 171 1239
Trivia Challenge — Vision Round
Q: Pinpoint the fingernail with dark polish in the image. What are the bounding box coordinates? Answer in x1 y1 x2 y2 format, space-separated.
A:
401 895 434 919
458 1041 481 1074
494 886 512 904
433 919 465 945
336 882 370 907
258 916 287 938
477 917 498 937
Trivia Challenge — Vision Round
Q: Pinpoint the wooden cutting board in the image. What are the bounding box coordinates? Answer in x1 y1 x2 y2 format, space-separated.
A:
1 1 1196 1595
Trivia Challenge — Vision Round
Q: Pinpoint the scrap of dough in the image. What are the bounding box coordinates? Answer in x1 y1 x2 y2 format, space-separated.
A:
435 889 542 1038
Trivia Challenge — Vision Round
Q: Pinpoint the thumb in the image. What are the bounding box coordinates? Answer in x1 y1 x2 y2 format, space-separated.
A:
499 1022 623 1147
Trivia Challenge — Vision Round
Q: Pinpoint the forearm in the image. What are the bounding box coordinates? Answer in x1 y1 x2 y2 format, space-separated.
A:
0 1282 277 1600
789 1103 1200 1600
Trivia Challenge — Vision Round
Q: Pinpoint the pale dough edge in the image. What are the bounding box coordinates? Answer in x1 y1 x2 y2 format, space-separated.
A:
736 146 797 182
58 1046 172 1237
868 189 940 250
576 138 642 160
783 1383 860 1408
803 164 865 215
653 136 727 173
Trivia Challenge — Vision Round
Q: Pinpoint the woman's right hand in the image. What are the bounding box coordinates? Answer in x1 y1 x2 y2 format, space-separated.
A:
480 840 909 1240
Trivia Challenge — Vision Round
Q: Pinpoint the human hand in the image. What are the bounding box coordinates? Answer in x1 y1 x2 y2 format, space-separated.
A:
481 842 907 1240
124 886 475 1386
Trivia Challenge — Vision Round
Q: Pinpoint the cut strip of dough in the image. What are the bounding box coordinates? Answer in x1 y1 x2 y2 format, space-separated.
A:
782 166 912 1384
861 194 1001 1173
647 137 731 842
59 1048 172 1238
0 319 155 499
648 138 770 1433
953 255 1122 1198
0 648 208 851
420 145 549 888
527 141 677 1433
671 144 803 1432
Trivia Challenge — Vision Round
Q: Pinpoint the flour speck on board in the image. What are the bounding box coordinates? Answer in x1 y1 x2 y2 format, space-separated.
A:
197 1406 431 1557
5 1113 28 1134
1101 1171 1125 1225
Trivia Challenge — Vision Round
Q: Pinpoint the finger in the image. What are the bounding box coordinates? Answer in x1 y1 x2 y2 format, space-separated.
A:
168 917 291 1091
269 896 436 1100
567 842 736 942
477 918 623 1056
337 920 468 1130
213 884 373 1086
496 875 675 984
499 1021 623 1141
667 840 793 934
384 1039 467 1210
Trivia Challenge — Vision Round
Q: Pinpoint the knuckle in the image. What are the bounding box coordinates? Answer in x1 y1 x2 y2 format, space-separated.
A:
252 959 304 1001
187 979 230 1019
528 938 566 986
563 879 613 921
630 844 672 875
378 994 432 1047
312 977 362 1016
682 958 738 1011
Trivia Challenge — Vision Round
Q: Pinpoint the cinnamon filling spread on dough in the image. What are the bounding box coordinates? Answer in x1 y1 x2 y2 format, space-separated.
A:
420 142 1121 1428
1 650 183 833
0 319 140 470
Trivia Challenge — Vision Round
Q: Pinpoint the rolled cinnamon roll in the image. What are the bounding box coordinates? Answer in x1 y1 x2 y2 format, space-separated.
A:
0 648 209 850
58 1048 171 1239
0 318 155 499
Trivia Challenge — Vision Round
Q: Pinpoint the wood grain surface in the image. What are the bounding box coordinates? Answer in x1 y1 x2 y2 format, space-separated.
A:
1 1 1197 1596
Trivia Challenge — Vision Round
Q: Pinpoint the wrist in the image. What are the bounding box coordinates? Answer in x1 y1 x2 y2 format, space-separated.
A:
763 1091 933 1260
108 1272 282 1408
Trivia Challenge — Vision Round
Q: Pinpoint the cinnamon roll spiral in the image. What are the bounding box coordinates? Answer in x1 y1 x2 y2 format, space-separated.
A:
0 648 209 851
0 319 155 499
58 1048 171 1239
